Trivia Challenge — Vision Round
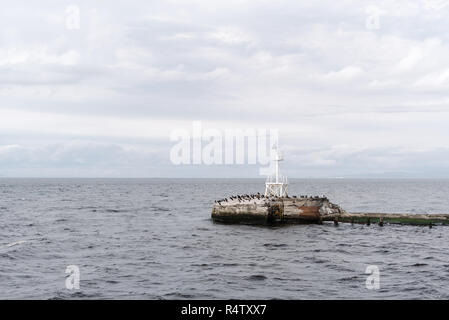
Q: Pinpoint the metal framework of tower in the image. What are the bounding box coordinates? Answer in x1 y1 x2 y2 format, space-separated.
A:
264 147 288 198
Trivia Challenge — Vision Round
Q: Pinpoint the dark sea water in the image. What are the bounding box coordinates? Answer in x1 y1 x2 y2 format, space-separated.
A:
1 178 449 299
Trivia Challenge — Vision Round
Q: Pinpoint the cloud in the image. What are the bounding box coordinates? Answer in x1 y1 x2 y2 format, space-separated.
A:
394 47 423 72
415 68 449 87
0 141 169 177
1 0 449 177
207 26 255 45
320 66 364 82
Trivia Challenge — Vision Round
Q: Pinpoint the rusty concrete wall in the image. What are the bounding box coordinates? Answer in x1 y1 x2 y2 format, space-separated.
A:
212 198 269 224
212 196 345 225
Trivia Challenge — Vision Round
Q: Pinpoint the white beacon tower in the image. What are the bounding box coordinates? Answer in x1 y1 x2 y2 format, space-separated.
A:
264 146 288 198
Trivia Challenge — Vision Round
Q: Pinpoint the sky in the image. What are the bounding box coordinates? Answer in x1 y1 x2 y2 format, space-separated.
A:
1 0 449 178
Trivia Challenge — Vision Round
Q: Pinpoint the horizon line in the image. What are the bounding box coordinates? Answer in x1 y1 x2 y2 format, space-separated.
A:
1 177 449 180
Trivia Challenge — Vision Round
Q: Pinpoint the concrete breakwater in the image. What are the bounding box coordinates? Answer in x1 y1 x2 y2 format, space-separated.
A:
212 195 345 224
323 212 449 226
212 195 449 226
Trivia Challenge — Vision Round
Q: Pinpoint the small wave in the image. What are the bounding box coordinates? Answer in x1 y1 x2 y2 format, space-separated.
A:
310 258 327 264
338 275 360 282
0 253 16 260
77 206 100 210
192 262 240 268
106 280 120 284
222 263 240 267
196 227 210 231
49 291 100 300
247 274 267 281
263 243 288 248
164 292 194 298
273 277 301 282
150 206 170 212
192 263 209 267
157 194 169 198
105 209 126 213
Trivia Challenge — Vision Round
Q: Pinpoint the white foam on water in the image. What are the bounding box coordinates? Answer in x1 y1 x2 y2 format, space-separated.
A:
3 240 28 248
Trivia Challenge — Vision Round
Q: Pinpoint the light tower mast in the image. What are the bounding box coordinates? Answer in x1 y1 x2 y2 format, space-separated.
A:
264 146 288 198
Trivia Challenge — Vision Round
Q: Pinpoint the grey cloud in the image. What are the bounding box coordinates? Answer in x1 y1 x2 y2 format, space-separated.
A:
1 1 449 177
2 139 449 178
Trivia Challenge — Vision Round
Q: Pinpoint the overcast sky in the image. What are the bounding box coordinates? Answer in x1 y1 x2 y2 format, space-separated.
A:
1 0 449 178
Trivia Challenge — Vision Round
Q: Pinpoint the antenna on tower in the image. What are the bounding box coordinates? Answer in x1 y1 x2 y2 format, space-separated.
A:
264 145 288 198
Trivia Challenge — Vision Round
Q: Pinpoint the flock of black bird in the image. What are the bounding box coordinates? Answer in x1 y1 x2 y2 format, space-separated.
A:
214 193 262 205
214 193 328 205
